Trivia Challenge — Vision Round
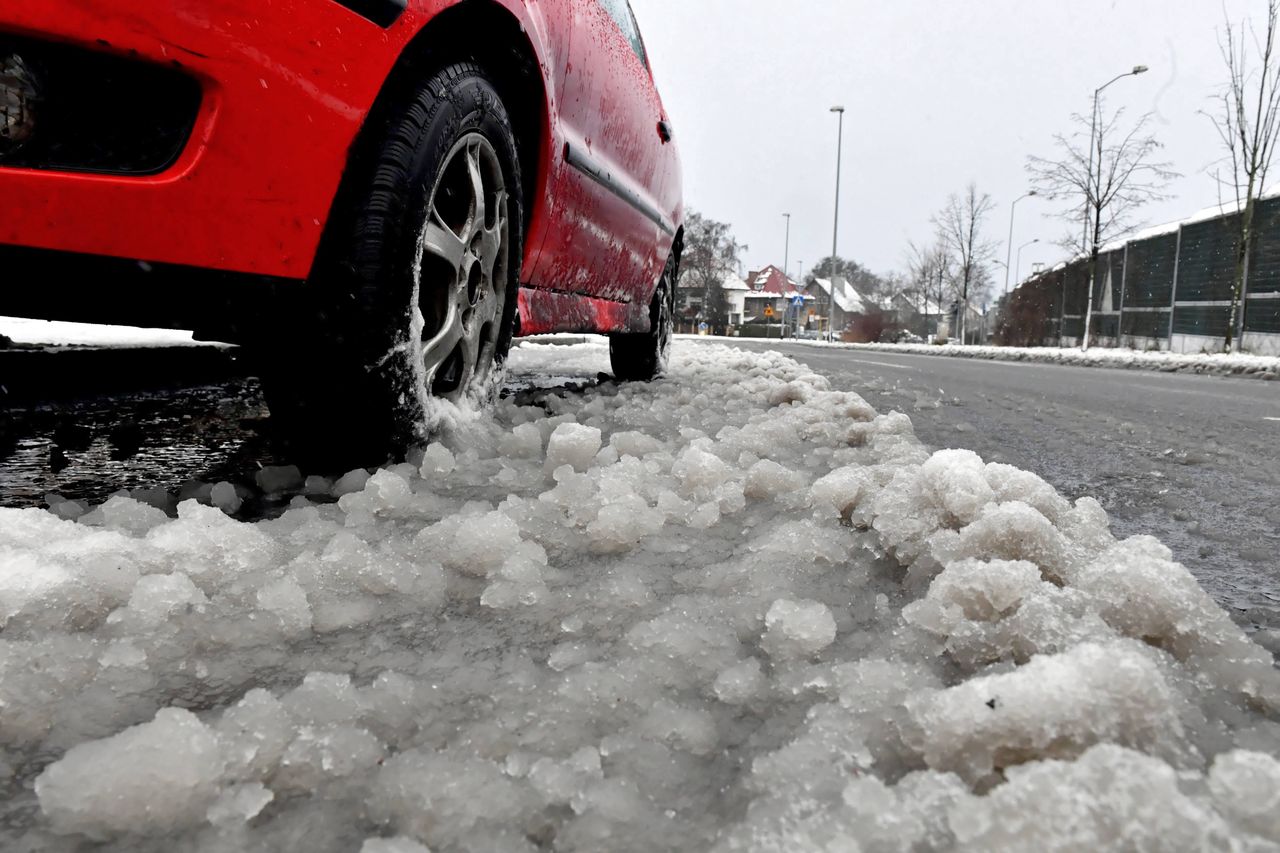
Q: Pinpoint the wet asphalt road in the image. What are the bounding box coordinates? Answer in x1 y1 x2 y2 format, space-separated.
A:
721 340 1280 631
3 340 1279 632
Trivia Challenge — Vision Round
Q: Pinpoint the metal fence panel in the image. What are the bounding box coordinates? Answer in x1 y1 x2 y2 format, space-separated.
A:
1248 196 1280 295
1062 261 1090 316
1245 299 1280 333
1176 214 1239 302
1123 233 1178 307
1098 250 1124 311
1172 305 1234 337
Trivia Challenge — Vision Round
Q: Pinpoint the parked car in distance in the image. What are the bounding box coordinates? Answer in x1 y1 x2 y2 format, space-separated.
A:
0 0 683 457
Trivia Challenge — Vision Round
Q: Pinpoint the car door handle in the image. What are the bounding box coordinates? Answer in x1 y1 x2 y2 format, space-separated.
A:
657 120 672 143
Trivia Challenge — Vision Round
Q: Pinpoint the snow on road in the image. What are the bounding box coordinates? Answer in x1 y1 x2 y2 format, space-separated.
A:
802 339 1280 380
0 317 216 348
1 341 1278 851
678 335 1280 380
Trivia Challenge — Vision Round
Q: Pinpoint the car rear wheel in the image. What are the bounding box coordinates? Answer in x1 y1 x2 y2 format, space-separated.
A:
258 62 522 462
609 250 677 382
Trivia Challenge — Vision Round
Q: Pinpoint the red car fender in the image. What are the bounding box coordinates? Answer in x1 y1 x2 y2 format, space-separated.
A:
0 0 566 284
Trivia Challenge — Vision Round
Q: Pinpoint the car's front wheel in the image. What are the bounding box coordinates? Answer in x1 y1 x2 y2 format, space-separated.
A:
258 62 522 462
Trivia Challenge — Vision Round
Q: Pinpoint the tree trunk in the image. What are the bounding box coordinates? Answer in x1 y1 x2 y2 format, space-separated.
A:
1227 193 1256 353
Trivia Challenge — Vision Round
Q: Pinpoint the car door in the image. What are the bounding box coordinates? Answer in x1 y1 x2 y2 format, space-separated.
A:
530 0 680 306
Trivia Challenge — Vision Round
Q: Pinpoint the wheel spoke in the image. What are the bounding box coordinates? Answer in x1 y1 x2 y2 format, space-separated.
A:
422 213 466 269
422 307 464 382
466 142 487 235
477 194 507 281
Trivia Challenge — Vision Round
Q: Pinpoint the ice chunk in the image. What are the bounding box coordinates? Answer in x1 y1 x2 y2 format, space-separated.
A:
743 459 805 500
762 599 837 660
36 708 224 839
419 443 456 478
255 465 304 494
117 572 209 629
671 446 732 499
211 481 243 515
332 468 372 497
207 782 273 827
919 449 996 526
545 423 602 473
949 745 1227 851
912 641 1184 783
1208 750 1280 840
713 658 765 705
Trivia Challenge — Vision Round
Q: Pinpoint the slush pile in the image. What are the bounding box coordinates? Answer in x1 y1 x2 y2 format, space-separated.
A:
2 341 1278 851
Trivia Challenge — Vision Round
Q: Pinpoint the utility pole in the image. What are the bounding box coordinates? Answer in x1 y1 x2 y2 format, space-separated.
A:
1082 65 1148 351
782 213 791 281
829 105 846 341
1004 191 1036 298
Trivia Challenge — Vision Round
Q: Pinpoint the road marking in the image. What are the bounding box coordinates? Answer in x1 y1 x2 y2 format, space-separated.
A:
849 358 920 371
1265 417 1280 422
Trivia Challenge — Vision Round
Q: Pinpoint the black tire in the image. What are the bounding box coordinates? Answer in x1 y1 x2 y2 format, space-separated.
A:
610 250 677 382
258 62 523 463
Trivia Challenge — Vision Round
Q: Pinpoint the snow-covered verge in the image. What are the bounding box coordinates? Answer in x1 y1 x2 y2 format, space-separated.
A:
797 339 1280 379
2 341 1278 852
0 317 220 348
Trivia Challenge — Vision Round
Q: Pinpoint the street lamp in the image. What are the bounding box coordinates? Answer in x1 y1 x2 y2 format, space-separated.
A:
1015 238 1039 285
1003 190 1037 298
829 105 846 341
782 213 791 281
1082 65 1148 351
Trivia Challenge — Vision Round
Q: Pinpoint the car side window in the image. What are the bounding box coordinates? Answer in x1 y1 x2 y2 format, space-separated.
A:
597 0 649 68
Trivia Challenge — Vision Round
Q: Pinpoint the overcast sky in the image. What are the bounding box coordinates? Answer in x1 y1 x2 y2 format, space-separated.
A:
631 0 1258 295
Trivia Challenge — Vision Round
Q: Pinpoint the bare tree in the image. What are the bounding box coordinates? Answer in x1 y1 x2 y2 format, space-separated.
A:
932 185 997 344
1207 0 1280 352
678 210 746 333
1028 107 1177 347
906 239 952 336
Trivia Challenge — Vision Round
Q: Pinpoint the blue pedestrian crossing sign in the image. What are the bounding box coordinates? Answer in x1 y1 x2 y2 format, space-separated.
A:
791 295 806 307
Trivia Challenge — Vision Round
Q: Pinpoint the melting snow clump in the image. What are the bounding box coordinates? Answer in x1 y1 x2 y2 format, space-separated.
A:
0 341 1277 851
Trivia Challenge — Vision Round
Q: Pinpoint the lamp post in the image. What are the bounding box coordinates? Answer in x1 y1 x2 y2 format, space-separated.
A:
1015 238 1040 286
782 213 791 281
828 105 845 340
1082 65 1148 351
1003 191 1037 298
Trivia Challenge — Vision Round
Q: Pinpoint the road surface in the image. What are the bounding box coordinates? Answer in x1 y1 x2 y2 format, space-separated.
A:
3 339 1278 631
718 340 1280 630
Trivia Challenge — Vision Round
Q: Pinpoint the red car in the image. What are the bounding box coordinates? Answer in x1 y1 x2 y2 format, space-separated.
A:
0 0 682 455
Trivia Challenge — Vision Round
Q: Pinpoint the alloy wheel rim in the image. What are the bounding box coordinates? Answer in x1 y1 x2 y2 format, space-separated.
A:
416 133 509 401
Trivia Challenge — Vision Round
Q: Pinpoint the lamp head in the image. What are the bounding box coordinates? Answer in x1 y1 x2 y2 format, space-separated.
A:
1132 65 1149 75
830 105 845 113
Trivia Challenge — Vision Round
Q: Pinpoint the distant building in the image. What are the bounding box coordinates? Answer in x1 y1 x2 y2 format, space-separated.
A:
677 270 750 332
743 265 809 323
806 276 883 333
721 271 749 326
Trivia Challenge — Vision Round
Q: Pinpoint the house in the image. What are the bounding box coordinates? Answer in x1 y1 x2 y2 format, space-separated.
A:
936 301 988 343
721 271 749 326
889 292 947 339
806 276 879 333
677 270 750 332
742 265 809 324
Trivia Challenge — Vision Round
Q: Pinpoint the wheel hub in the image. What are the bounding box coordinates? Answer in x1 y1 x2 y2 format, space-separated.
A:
417 133 509 400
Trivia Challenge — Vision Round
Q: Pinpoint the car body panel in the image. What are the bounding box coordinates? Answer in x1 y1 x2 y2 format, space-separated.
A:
0 0 681 332
530 0 680 306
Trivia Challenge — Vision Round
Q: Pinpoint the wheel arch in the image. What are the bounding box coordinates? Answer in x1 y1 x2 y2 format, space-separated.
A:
317 0 550 277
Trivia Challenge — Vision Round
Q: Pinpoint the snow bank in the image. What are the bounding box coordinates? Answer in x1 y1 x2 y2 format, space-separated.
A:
804 339 1280 379
1 341 1277 851
0 316 219 348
